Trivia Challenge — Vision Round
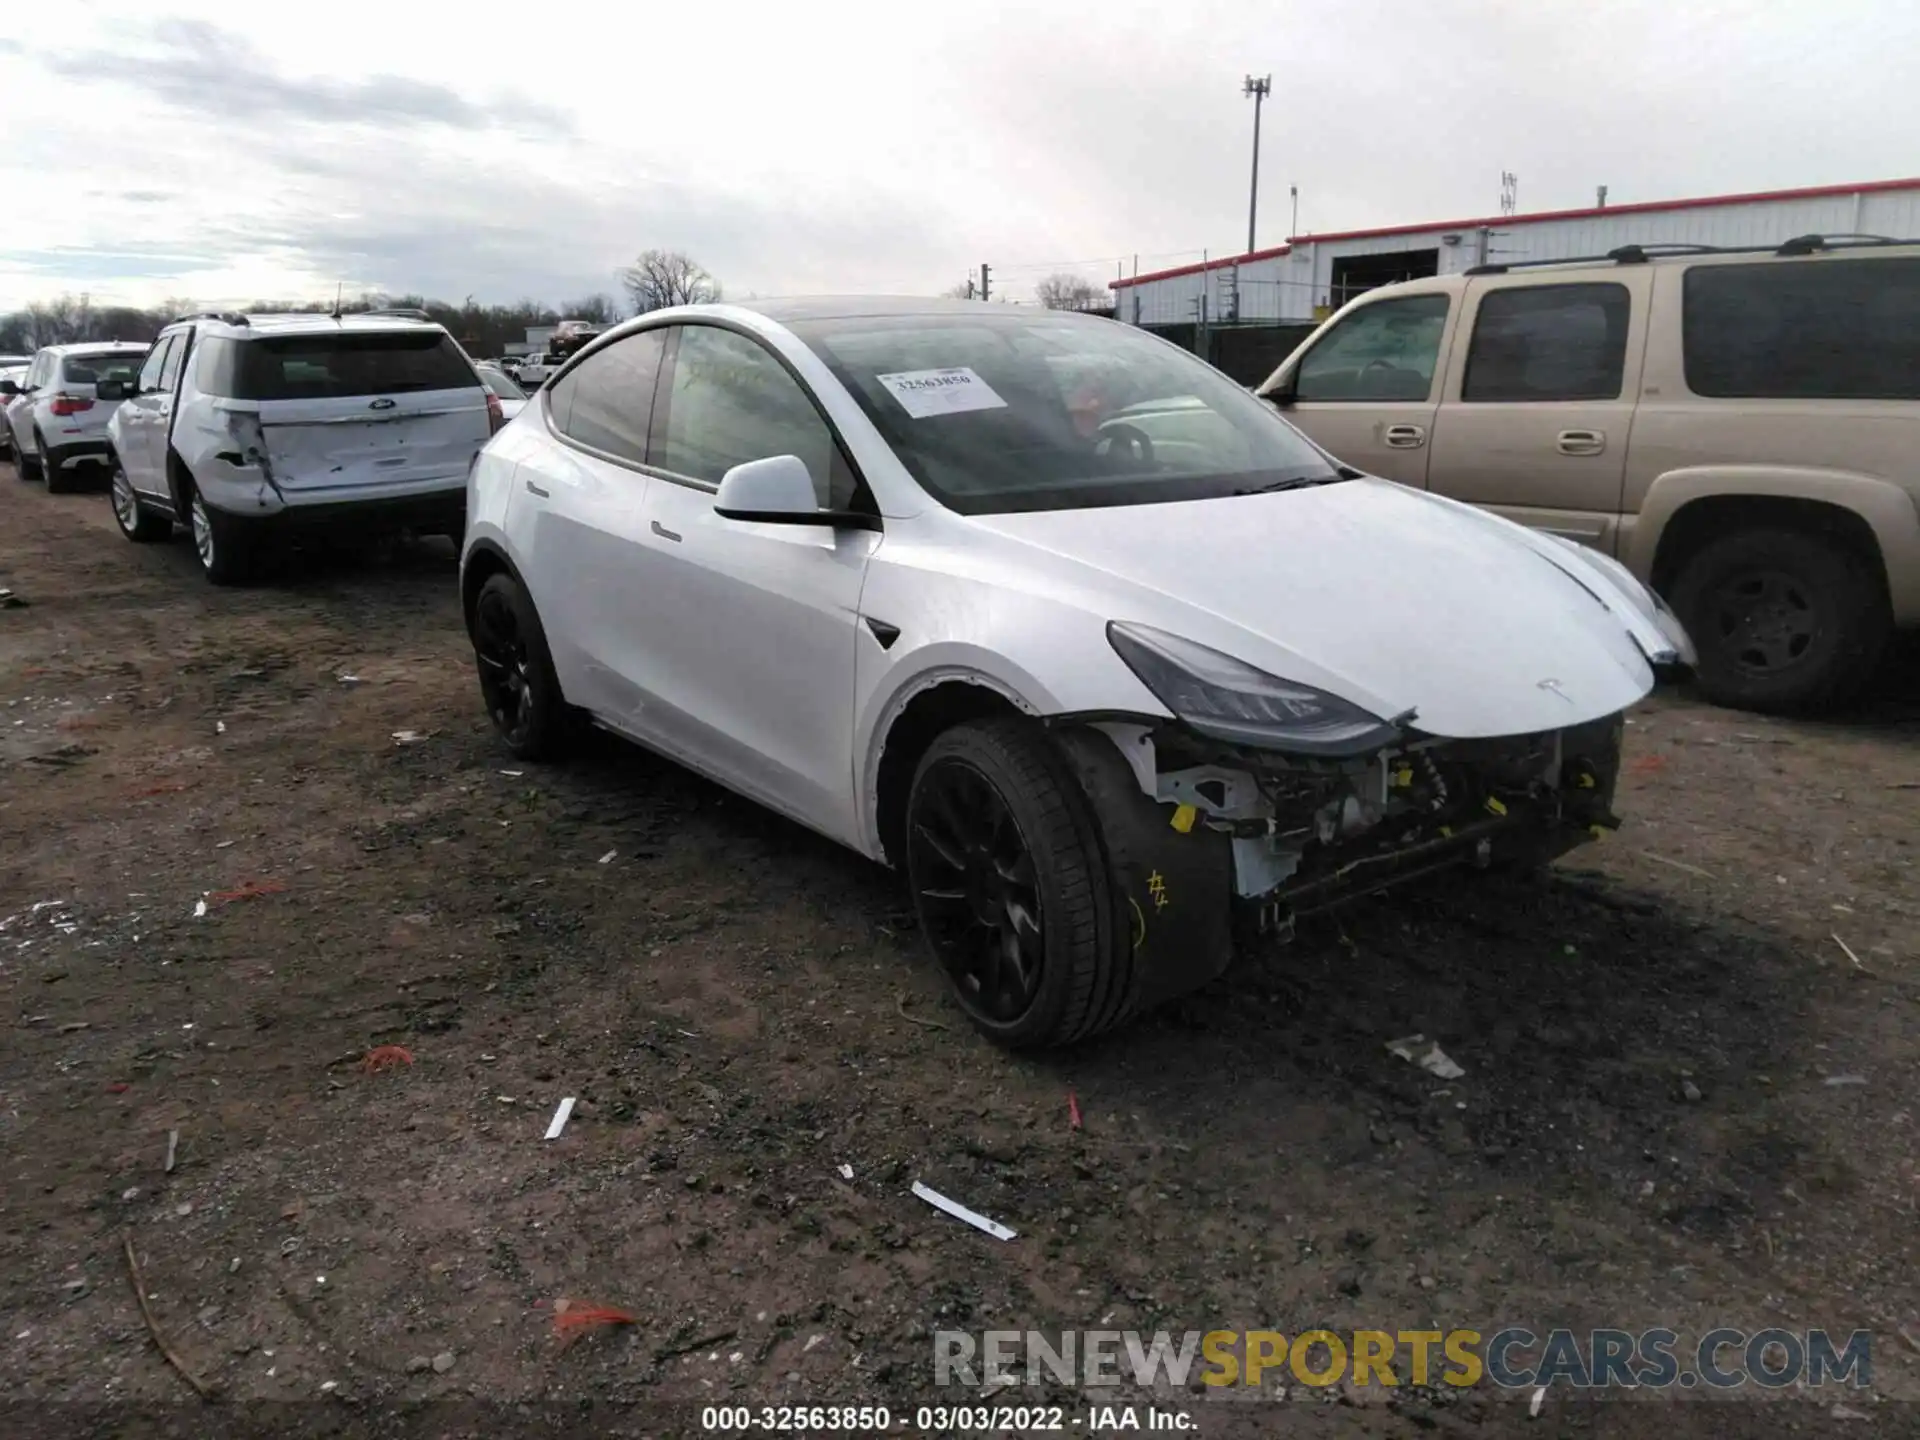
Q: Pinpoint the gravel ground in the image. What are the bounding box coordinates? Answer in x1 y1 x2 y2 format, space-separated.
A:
2 469 1918 1437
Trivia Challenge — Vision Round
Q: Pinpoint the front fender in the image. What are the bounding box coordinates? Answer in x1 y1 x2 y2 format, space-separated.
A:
1629 466 1920 622
853 647 1056 857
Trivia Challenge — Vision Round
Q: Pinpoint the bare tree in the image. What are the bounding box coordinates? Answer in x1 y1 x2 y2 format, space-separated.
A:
1034 273 1103 311
940 280 976 300
621 250 721 315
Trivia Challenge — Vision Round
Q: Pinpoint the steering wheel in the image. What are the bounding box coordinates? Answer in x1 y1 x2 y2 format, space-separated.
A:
1094 422 1155 469
1361 358 1399 378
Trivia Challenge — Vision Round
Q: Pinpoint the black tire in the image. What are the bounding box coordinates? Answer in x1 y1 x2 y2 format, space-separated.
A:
470 572 575 760
1668 527 1890 715
109 459 171 543
187 480 262 586
41 439 74 494
905 718 1127 1049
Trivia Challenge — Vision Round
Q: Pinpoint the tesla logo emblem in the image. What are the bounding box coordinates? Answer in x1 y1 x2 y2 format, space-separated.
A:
369 397 396 410
1538 678 1573 703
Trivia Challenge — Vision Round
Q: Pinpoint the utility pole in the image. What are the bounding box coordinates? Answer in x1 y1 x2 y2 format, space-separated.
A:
1242 74 1271 254
1289 184 1299 240
979 263 991 304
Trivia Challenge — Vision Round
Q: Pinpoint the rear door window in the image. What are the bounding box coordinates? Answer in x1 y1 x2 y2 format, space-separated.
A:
229 331 478 400
1461 284 1631 402
546 329 669 465
1683 257 1920 400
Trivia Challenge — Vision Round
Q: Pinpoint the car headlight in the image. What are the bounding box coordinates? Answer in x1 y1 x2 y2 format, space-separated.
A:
1107 621 1404 756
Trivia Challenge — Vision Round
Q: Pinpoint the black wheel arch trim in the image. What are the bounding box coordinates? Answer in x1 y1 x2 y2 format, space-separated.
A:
460 539 532 631
1047 727 1236 1013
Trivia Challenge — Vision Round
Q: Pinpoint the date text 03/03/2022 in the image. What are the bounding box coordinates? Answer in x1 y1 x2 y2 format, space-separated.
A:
699 1404 1194 1431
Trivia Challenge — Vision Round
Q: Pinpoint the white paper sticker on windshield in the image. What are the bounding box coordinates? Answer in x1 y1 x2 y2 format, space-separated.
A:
876 367 1008 419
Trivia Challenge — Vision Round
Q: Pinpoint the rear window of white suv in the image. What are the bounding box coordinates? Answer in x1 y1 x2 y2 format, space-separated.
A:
201 332 478 400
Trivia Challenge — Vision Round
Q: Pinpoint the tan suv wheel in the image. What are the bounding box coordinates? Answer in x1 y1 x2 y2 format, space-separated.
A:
1670 528 1890 716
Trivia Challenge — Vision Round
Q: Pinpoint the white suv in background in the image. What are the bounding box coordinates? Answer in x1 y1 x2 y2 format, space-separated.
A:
105 309 499 584
3 342 150 491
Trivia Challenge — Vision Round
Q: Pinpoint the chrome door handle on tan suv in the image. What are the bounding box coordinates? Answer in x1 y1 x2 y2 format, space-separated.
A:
1556 429 1606 456
1383 424 1426 449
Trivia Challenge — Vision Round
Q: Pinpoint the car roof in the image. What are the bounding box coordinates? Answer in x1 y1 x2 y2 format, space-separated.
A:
747 296 1049 323
44 341 150 355
166 312 451 340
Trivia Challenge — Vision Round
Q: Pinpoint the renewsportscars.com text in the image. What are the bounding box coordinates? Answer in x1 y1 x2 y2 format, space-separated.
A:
934 1327 1872 1391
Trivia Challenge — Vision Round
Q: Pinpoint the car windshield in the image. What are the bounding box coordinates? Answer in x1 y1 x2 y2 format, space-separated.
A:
229 331 477 400
477 367 526 400
791 310 1339 514
61 352 146 385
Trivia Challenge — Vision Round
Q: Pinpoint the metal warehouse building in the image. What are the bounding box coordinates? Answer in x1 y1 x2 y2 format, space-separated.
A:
1111 177 1920 338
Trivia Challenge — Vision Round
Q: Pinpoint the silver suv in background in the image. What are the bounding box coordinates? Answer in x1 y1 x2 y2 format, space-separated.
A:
3 343 150 491
105 309 499 584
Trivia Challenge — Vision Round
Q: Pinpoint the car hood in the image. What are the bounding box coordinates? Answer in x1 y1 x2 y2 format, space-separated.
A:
969 478 1664 739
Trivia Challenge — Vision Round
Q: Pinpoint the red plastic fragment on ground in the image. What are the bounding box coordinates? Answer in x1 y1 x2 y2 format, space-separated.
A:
1627 754 1668 775
211 879 287 904
1068 1089 1082 1131
106 1083 130 1094
360 1045 415 1073
553 1302 637 1348
128 781 193 797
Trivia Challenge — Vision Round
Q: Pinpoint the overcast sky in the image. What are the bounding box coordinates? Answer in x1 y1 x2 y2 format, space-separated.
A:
3 0 1914 312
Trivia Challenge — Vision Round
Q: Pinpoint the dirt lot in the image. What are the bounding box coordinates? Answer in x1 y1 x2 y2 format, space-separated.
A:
2 468 1918 1435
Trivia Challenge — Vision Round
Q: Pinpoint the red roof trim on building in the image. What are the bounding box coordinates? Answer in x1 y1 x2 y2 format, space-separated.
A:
1108 244 1290 291
1110 177 1920 290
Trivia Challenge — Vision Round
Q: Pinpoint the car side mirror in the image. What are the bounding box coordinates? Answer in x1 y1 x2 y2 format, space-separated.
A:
0 380 17 397
713 455 880 530
96 379 130 402
1258 369 1298 407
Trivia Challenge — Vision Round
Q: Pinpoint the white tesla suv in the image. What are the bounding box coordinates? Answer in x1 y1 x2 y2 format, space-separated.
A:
460 299 1693 1049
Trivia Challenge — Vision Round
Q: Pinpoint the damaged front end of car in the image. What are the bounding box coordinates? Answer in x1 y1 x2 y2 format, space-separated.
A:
1042 621 1628 1015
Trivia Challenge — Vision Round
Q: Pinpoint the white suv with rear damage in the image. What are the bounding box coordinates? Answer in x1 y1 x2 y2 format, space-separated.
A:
105 309 499 584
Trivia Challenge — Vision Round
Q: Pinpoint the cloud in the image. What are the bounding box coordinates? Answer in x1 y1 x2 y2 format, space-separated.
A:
2 0 1917 312
38 19 571 137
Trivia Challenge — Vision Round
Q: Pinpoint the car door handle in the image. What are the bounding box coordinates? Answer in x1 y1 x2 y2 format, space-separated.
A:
1383 424 1426 449
1557 429 1606 456
650 520 681 543
524 479 550 498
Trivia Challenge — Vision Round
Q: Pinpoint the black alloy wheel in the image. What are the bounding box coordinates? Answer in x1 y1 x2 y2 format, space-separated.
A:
470 572 572 760
474 583 536 746
909 756 1047 1027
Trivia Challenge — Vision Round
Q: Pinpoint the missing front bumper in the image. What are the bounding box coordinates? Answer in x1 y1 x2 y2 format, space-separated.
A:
1047 714 1625 1017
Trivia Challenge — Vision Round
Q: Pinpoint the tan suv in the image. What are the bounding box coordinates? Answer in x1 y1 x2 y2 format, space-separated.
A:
1256 236 1920 715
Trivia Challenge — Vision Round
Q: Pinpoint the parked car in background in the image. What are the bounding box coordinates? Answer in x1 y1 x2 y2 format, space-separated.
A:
105 309 496 584
515 353 559 389
1258 235 1920 715
2 342 149 491
475 363 528 422
461 298 1688 1048
0 366 25 459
